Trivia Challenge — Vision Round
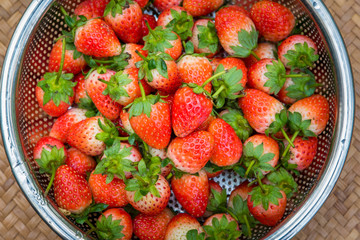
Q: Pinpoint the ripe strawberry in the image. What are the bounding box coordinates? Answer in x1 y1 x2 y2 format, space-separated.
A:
75 18 122 57
183 0 224 17
66 147 96 177
74 72 88 104
247 58 276 94
238 88 285 134
244 42 277 68
204 180 223 217
97 208 133 240
134 0 149 8
161 92 175 111
215 5 257 56
209 57 223 71
278 34 319 69
149 147 173 177
285 136 318 171
205 170 223 179
140 14 157 44
89 171 128 207
133 208 174 240
196 114 216 131
104 0 143 43
167 131 214 173
123 44 148 69
250 0 295 42
217 57 248 88
219 109 253 142
74 0 110 19
208 119 242 167
154 0 182 12
171 170 209 217
228 181 253 207
177 55 213 93
54 165 92 214
172 87 213 137
49 108 87 143
288 94 329 135
190 19 219 57
120 109 135 134
33 136 66 160
85 69 121 120
202 214 241 240
164 213 203 240
48 39 86 75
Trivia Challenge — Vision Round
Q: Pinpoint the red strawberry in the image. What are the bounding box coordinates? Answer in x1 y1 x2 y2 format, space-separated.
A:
149 147 173 177
66 147 96 177
244 42 277 68
228 180 253 208
89 171 128 208
208 119 243 167
54 165 92 214
133 208 174 240
134 0 149 8
48 39 86 75
123 44 148 69
177 55 213 93
167 131 214 173
74 72 88 104
49 108 87 143
115 117 129 137
66 116 106 156
288 94 329 135
33 136 66 160
204 180 223 217
238 88 285 134
171 170 209 217
209 57 223 71
205 170 223 179
164 213 203 240
278 34 319 69
285 136 317 171
75 18 122 57
247 58 276 94
250 0 295 42
97 208 133 240
203 214 240 239
277 74 296 105
85 69 121 120
120 109 135 134
172 87 213 137
104 0 143 43
196 114 216 131
154 0 182 12
74 0 110 19
183 0 224 17
190 19 219 57
217 57 248 88
161 93 175 111
140 14 157 44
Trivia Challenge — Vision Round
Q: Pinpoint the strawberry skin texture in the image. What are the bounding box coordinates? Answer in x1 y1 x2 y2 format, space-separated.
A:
154 0 182 12
120 110 135 134
250 0 295 42
209 57 223 71
140 14 157 44
183 0 224 17
247 190 287 226
287 136 317 171
157 6 185 27
196 114 216 131
133 208 174 240
66 147 96 177
75 18 122 58
147 60 182 93
277 69 298 104
48 39 86 75
171 170 209 217
288 94 329 135
228 180 253 208
74 73 88 104
248 58 277 94
208 119 243 167
238 88 284 134
135 0 149 8
126 175 171 215
244 42 277 68
117 68 143 106
54 165 92 214
33 136 67 160
66 116 106 156
99 208 133 240
215 5 255 55
49 108 87 143
89 171 128 208
85 69 121 120
74 0 110 19
177 55 213 93
218 57 248 89
165 213 203 240
124 44 148 69
130 102 171 149
167 131 214 173
104 2 143 43
165 33 183 61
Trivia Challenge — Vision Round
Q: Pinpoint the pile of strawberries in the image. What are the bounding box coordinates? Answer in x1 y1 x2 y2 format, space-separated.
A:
32 0 330 239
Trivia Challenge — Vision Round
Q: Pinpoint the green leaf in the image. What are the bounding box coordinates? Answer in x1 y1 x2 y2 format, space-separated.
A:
196 21 219 54
286 69 321 100
267 168 298 198
231 26 258 58
35 146 66 174
283 41 319 68
95 118 120 146
185 41 195 54
265 109 288 136
249 185 283 211
263 60 287 95
203 215 242 240
221 109 253 141
166 9 194 40
288 111 316 137
143 26 178 53
101 71 133 101
206 189 228 213
128 94 162 119
96 214 125 240
78 95 99 117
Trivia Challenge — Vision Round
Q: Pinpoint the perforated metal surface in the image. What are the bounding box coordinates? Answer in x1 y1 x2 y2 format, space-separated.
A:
15 0 337 239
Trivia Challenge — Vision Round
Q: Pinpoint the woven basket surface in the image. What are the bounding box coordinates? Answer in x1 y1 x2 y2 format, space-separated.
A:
0 0 359 239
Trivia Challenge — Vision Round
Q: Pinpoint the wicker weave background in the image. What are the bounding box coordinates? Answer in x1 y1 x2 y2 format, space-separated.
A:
0 0 359 239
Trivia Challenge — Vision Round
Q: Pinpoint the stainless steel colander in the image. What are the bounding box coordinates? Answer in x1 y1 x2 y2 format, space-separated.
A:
0 0 354 239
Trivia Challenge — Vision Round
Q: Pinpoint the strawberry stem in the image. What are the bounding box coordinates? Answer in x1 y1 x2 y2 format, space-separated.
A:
257 174 265 193
212 85 226 98
94 59 113 64
251 51 260 61
85 219 97 235
146 21 159 41
219 206 240 223
244 160 255 178
135 50 147 61
44 164 56 197
243 215 252 237
281 128 295 147
201 71 226 88
117 137 129 141
138 81 147 101
55 38 67 85
59 6 69 17
281 130 300 158
284 74 309 78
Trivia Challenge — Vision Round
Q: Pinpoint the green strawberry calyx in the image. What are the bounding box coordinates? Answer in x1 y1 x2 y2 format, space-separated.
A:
96 214 125 240
186 229 206 240
283 41 319 69
78 93 100 118
267 168 298 198
220 109 253 141
143 24 179 53
265 109 294 146
71 202 108 225
203 215 242 240
185 69 227 97
207 188 228 214
136 51 173 82
285 69 321 100
96 118 129 146
196 20 219 54
249 177 284 211
231 26 259 59
100 71 133 101
166 9 194 41
104 0 134 17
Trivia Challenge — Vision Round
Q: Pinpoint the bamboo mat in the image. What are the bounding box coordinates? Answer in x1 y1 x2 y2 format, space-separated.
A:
0 0 359 239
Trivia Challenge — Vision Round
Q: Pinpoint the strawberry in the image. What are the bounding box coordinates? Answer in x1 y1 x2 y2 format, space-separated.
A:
140 14 157 44
238 88 285 134
161 92 175 111
133 208 174 240
48 39 86 75
250 0 295 42
49 108 87 143
167 131 214 173
266 168 298 198
154 0 182 12
215 5 257 57
209 57 223 71
171 170 209 217
134 0 148 8
115 116 130 137
219 109 253 141
278 34 319 69
285 136 318 171
244 42 277 68
66 147 96 177
201 214 241 240
149 147 173 177
85 69 122 120
190 19 219 57
123 44 148 69
228 181 253 206
177 55 213 93
217 57 248 88
208 119 242 167
97 208 133 240
104 0 143 43
89 171 128 208
183 0 224 17
74 0 110 19
120 109 135 134
205 170 223 179
74 72 88 104
54 165 92 214
165 213 203 240
196 114 216 131
204 180 223 217
74 18 122 57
